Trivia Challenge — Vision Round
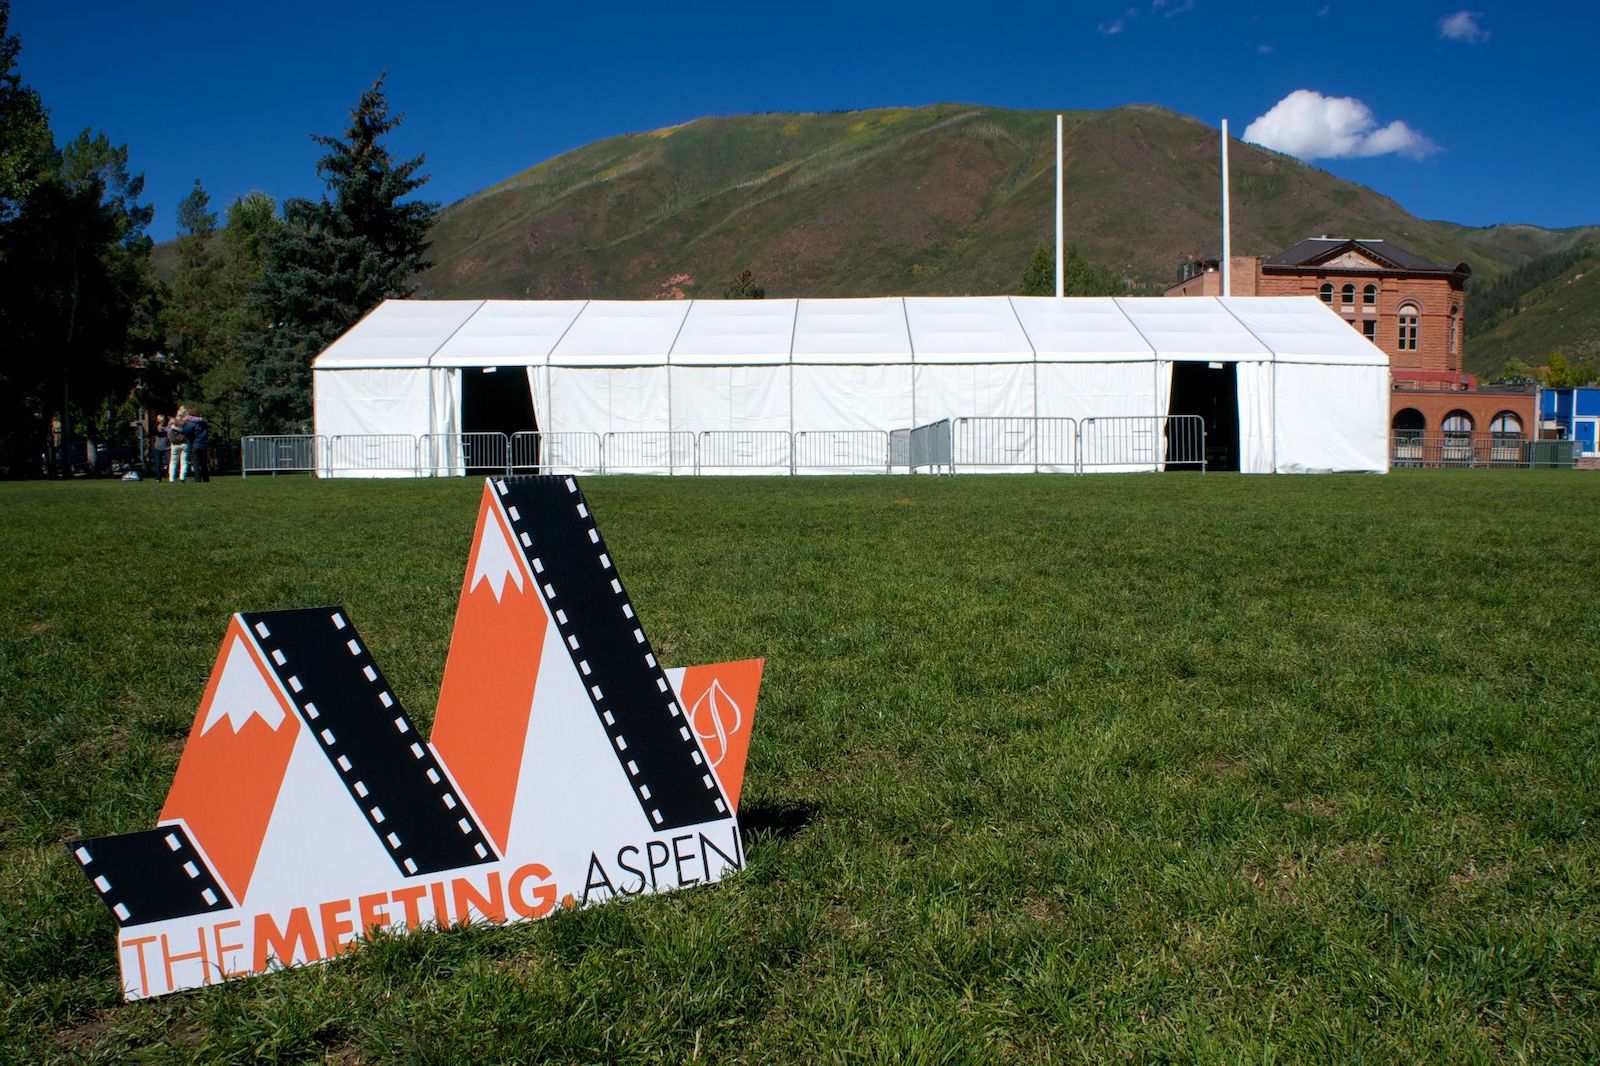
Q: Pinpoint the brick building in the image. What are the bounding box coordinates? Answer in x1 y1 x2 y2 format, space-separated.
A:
1167 238 1536 448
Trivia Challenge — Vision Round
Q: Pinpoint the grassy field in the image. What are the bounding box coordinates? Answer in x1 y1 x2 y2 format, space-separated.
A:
2 471 1598 1062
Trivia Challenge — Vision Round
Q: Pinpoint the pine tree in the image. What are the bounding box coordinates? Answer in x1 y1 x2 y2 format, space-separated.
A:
1020 245 1124 297
239 75 436 433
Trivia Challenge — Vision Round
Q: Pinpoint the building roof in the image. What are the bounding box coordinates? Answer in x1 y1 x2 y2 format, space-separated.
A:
1262 237 1470 276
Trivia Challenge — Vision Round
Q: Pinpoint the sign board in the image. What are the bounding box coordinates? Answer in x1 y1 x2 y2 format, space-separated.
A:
69 476 760 999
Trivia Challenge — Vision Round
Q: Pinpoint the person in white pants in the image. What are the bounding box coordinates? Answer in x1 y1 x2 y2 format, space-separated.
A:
167 418 189 482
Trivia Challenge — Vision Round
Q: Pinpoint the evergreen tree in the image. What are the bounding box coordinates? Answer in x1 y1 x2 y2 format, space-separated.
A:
0 0 49 225
163 180 223 401
239 76 436 433
0 117 157 475
722 269 765 299
1020 245 1124 297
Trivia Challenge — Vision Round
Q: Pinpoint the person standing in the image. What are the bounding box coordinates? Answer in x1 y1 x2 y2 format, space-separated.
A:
183 409 210 482
167 412 189 483
151 415 170 482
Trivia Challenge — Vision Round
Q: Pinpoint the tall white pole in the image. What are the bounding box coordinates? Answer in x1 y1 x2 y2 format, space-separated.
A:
1055 114 1064 299
1221 118 1232 298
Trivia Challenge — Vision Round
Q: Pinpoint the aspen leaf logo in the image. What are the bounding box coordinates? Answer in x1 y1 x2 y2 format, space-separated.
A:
690 678 742 768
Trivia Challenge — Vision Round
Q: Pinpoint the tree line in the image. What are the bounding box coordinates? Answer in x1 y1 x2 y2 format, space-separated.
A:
0 3 433 477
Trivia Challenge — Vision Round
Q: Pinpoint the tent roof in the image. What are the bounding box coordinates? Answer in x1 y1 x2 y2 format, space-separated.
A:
311 296 1387 369
315 300 483 369
1011 297 1153 361
430 300 586 366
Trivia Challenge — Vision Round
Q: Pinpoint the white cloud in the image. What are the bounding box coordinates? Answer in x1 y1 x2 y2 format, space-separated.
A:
1098 18 1125 33
1243 90 1438 161
1439 10 1488 42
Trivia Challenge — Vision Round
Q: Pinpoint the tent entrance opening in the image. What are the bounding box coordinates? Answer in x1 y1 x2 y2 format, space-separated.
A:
1168 361 1239 472
461 367 538 471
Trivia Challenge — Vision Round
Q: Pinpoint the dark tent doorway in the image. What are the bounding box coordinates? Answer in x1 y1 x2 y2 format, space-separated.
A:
460 367 538 473
1167 361 1240 472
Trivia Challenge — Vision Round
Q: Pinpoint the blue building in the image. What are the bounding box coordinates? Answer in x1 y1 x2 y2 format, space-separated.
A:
1540 388 1600 458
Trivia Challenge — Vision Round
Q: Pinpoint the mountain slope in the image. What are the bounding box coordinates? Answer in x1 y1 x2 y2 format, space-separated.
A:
415 104 1599 306
1466 246 1600 374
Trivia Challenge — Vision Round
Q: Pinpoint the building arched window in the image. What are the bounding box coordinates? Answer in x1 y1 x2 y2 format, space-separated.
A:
1442 411 1474 438
1363 284 1377 304
1398 304 1420 351
1393 408 1425 441
1489 411 1522 439
1341 283 1355 304
1319 282 1333 303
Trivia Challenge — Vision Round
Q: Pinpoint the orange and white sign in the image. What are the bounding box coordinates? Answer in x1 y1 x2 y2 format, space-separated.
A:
70 476 761 1000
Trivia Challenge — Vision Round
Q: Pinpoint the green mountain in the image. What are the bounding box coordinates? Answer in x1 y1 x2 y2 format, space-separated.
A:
415 104 1598 322
157 104 1596 373
1465 243 1600 376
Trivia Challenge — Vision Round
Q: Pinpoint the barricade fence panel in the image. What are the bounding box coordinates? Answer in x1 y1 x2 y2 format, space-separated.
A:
1079 415 1205 472
242 435 326 477
602 432 697 474
889 429 911 471
511 431 605 475
950 417 1078 471
419 432 510 477
794 430 891 472
697 431 793 472
327 434 418 477
908 419 953 474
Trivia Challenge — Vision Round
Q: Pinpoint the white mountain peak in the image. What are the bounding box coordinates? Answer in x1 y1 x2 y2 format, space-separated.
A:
470 512 527 603
201 635 290 734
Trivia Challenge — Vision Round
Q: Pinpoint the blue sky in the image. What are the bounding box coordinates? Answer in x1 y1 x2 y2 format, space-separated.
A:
11 1 1597 241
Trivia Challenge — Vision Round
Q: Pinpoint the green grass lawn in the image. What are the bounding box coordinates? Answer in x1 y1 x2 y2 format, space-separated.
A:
3 471 1598 1063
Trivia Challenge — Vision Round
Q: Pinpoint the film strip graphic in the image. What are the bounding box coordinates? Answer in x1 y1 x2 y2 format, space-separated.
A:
240 607 496 877
69 825 231 928
494 476 731 831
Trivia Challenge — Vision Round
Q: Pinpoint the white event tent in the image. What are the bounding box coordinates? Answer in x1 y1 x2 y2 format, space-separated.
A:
311 295 1389 475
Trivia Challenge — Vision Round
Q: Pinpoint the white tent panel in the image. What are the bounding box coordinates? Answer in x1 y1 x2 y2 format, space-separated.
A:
1115 297 1271 361
1272 362 1390 473
547 366 670 433
1010 297 1154 362
1036 361 1163 420
1218 297 1388 366
904 297 1032 364
1236 361 1275 475
792 298 911 365
915 363 1036 421
431 300 586 367
550 301 689 366
671 300 798 366
791 364 914 432
669 366 790 432
313 367 430 477
315 301 483 369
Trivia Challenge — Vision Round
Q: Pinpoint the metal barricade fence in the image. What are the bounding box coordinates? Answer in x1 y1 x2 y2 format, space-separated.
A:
908 419 953 474
793 430 892 473
889 429 911 471
950 417 1078 472
602 431 696 474
326 434 418 477
1078 415 1205 472
510 431 605 475
1391 436 1544 469
697 431 793 473
242 435 326 477
419 432 509 477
